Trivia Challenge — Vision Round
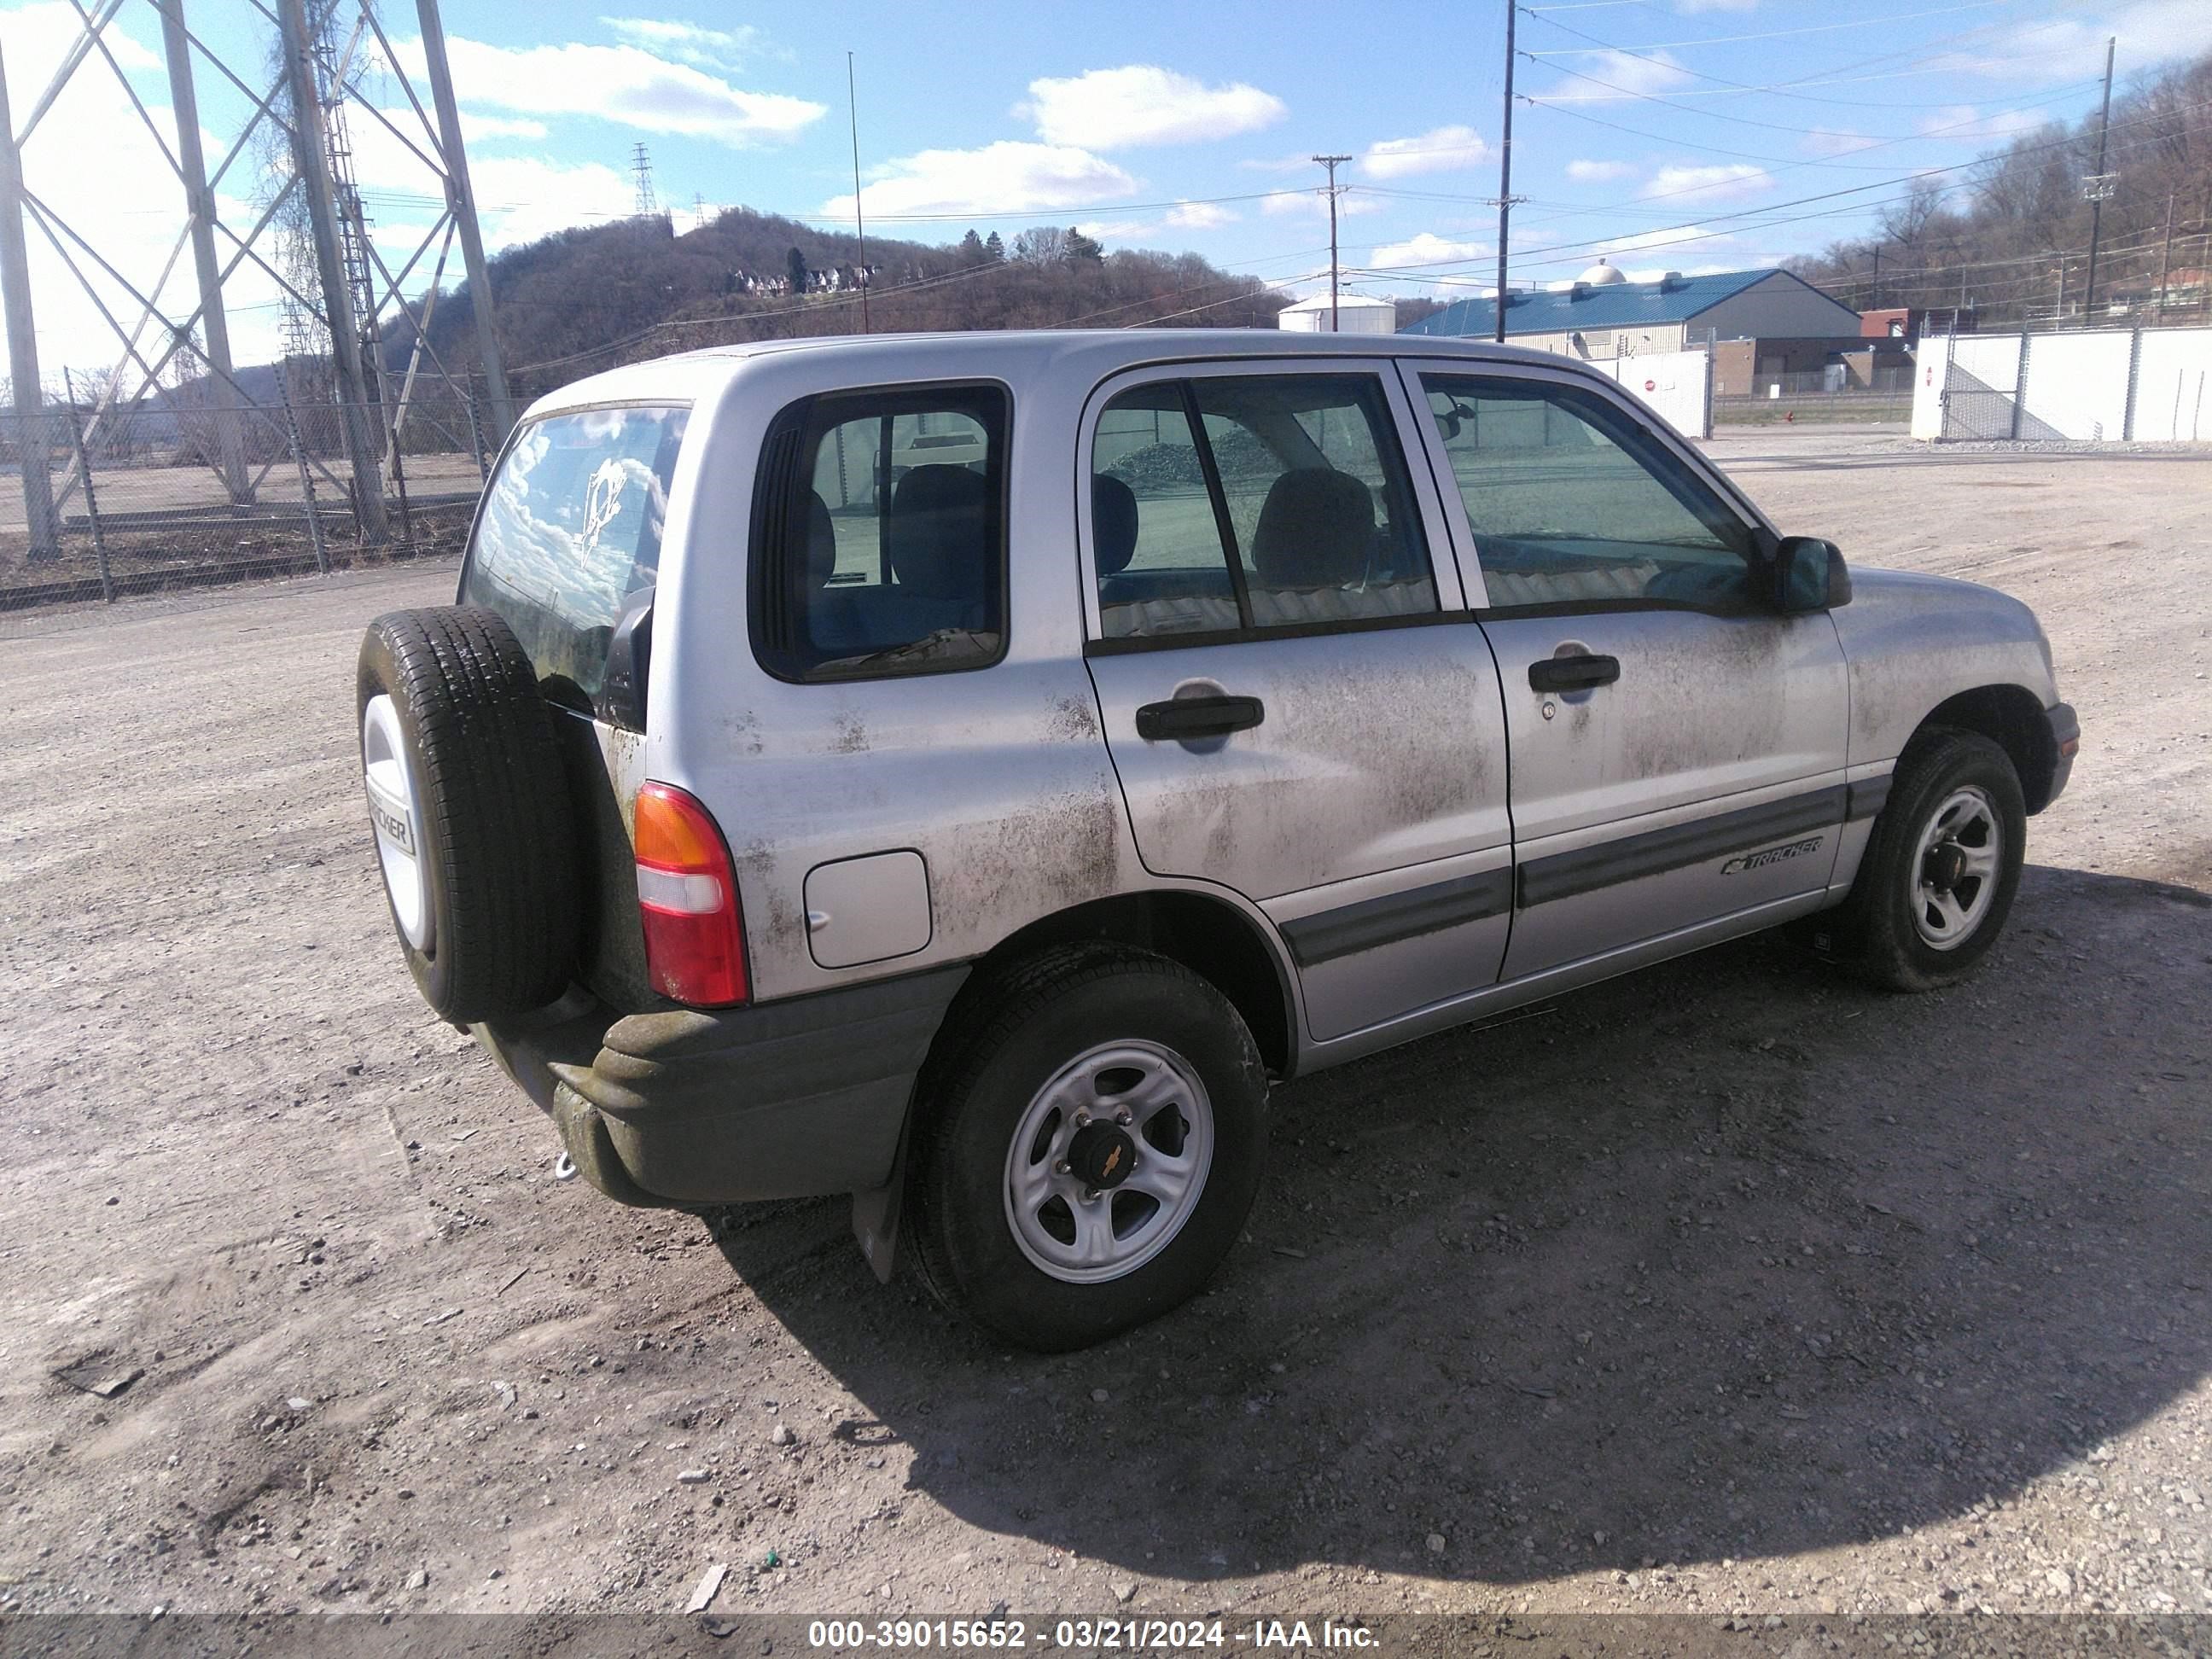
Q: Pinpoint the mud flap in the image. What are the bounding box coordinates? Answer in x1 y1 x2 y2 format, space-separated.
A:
851 1106 916 1284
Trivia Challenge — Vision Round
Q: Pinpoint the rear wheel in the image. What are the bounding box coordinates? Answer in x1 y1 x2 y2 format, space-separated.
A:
1825 727 2025 992
908 944 1269 1351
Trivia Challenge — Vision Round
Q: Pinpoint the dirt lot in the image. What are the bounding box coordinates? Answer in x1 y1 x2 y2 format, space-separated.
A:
1 429 2208 1632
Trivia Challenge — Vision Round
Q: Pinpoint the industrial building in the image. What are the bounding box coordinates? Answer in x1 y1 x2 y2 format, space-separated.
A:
1276 292 1398 334
1399 262 1862 362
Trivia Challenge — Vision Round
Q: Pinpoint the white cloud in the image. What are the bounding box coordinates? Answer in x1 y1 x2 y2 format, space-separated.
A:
1931 1 2212 79
387 34 824 146
470 157 637 248
1802 130 1878 156
823 142 1136 221
1540 49 1694 102
1372 232 1489 271
1166 201 1236 229
1261 189 1382 218
1917 105 2046 143
1642 163 1772 203
461 112 550 143
1021 66 1285 149
1074 201 1237 243
1566 158 1637 183
1359 125 1487 179
598 17 765 71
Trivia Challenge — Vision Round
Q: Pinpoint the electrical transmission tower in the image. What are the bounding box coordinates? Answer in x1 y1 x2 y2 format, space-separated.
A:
0 0 516 560
632 143 657 217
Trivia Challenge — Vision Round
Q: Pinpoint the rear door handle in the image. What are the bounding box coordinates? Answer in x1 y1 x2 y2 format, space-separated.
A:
1528 653 1621 693
1136 695 1266 742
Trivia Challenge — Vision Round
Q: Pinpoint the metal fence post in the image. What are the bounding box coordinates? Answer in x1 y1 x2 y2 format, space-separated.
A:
284 397 329 576
62 395 112 603
386 407 417 553
2009 332 2029 441
463 393 488 480
2122 328 2142 442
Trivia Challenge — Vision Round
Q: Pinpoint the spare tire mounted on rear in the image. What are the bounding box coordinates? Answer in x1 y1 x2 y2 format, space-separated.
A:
356 606 582 1023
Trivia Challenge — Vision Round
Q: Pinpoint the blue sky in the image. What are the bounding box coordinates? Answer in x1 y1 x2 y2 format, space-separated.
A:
4 0 2210 376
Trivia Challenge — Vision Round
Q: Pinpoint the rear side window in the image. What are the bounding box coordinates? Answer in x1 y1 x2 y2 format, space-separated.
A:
752 383 1009 681
1091 373 1437 641
460 405 688 705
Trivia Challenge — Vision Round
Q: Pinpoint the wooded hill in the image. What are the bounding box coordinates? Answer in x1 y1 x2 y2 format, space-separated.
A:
400 207 1287 402
1786 49 2212 328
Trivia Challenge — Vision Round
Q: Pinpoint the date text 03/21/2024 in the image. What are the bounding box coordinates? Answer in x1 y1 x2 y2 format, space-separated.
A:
806 1619 1382 1650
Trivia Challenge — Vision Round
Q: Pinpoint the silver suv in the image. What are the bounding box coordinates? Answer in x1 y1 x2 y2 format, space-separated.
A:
356 329 2077 1349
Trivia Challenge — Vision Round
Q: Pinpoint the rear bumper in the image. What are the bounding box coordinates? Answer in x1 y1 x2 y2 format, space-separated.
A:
473 964 969 1208
2042 701 2079 810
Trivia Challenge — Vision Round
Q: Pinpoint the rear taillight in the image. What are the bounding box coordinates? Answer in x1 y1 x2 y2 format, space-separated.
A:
634 782 749 1007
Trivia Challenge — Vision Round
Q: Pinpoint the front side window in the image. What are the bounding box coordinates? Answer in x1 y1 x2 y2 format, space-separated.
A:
753 383 1008 680
1091 373 1437 641
460 405 688 705
1421 375 1755 611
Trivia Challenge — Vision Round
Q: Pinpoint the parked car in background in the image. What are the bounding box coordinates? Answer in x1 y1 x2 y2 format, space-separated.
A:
355 329 2077 1350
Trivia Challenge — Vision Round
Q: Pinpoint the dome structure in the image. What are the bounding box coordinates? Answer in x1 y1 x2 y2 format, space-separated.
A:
1577 259 1627 287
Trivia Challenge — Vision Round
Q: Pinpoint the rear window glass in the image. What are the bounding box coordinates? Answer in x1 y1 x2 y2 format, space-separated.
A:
751 382 1009 682
460 405 689 704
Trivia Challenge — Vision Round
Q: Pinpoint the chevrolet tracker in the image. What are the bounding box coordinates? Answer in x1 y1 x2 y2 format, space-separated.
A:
354 329 2078 1350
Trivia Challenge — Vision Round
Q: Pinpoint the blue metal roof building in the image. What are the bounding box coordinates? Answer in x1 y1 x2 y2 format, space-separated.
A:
1399 266 1860 353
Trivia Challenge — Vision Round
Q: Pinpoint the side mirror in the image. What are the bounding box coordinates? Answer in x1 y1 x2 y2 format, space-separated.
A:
1772 536 1851 613
597 585 655 732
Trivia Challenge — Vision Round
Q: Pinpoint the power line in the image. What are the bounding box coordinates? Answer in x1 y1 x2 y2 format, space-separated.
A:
1525 2 2012 57
1348 95 2212 281
1520 77 2098 177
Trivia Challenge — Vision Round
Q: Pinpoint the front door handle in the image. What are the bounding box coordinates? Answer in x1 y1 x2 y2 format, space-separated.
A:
1528 653 1621 693
1136 694 1266 742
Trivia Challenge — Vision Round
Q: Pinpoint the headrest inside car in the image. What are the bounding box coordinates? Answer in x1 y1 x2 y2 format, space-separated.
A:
887 465 993 600
1250 468 1375 589
1092 474 1139 576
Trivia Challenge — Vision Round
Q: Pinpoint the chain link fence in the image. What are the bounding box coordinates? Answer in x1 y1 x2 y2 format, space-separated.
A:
1 394 492 629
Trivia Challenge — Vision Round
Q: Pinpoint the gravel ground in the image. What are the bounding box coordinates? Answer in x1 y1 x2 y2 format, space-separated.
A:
0 429 2207 1633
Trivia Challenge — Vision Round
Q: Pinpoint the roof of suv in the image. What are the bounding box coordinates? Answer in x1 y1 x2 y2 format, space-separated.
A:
522 327 1586 422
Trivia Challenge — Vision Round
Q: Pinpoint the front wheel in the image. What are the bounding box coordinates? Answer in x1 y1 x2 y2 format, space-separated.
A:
1829 727 2026 992
907 944 1269 1351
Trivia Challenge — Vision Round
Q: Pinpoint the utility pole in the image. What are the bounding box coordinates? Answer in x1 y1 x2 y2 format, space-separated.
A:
279 0 387 544
1313 154 1350 331
848 52 869 333
416 0 515 443
2055 255 2066 326
2156 189 2176 325
1493 0 1520 344
2082 34 2116 320
157 0 252 504
0 37 61 560
1870 243 1882 309
631 143 655 217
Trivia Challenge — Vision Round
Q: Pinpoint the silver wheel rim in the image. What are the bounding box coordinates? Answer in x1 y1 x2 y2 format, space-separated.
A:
1911 784 2002 952
1004 1039 1214 1285
361 694 433 952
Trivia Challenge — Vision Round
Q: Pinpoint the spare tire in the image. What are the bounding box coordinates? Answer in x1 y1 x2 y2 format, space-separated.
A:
356 606 581 1022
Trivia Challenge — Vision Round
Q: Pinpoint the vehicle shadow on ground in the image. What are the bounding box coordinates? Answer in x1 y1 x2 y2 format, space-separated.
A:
714 864 2212 1586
